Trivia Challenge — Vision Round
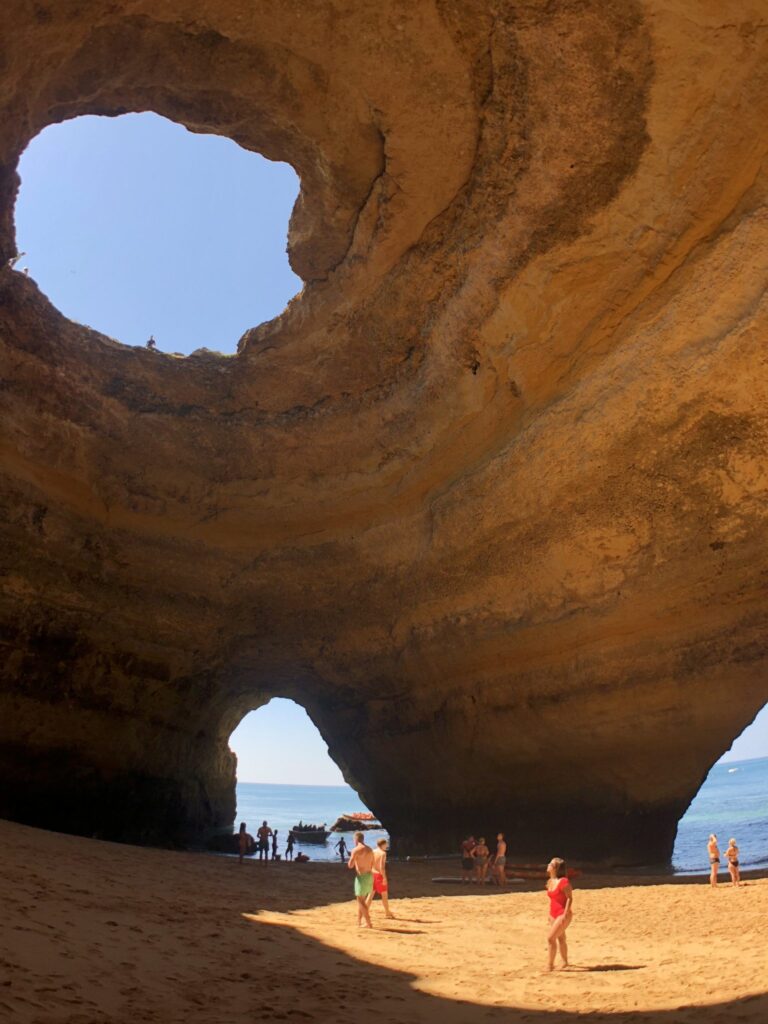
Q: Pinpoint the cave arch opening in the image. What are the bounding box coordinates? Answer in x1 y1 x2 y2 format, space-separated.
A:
226 698 386 861
13 111 301 354
672 702 768 873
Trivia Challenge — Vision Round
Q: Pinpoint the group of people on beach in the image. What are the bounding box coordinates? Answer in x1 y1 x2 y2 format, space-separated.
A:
345 830 571 971
527 831 748 972
707 834 741 886
236 818 744 971
457 834 572 970
237 820 279 862
237 821 308 863
460 833 508 886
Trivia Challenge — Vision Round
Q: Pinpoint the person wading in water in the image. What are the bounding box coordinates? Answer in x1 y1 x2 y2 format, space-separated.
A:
257 821 273 863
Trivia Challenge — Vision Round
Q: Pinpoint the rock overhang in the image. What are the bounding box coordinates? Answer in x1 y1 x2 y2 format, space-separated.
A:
1 0 767 863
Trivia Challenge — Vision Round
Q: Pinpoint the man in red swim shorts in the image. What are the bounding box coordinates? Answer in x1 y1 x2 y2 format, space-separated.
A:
367 838 394 919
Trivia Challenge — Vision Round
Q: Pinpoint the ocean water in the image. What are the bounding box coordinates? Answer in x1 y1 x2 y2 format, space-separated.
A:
234 782 388 862
672 755 768 872
234 755 768 870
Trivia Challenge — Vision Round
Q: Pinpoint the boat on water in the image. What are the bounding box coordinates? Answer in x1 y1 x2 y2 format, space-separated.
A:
291 824 330 843
330 811 383 832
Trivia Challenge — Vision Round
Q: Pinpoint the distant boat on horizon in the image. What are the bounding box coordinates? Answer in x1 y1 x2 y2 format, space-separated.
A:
728 767 739 773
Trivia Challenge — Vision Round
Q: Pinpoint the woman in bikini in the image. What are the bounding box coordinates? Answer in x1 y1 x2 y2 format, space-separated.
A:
707 834 720 888
545 857 573 972
725 837 741 886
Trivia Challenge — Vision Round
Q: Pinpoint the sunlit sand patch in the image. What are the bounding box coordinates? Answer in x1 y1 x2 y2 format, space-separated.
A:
245 884 768 1015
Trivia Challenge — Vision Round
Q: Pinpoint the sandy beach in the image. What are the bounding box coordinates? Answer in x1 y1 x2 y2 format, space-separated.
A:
1 818 766 1024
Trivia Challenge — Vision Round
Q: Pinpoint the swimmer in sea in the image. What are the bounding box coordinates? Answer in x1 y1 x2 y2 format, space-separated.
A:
725 838 741 886
708 834 720 888
545 857 573 971
348 831 375 928
472 837 490 884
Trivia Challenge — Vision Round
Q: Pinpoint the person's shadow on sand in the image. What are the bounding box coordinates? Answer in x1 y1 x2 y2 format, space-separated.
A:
562 964 645 973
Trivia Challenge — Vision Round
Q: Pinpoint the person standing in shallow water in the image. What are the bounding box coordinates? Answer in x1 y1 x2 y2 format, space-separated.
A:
725 838 741 886
285 830 295 861
257 820 272 862
545 857 573 972
335 836 348 863
708 834 720 887
271 829 279 861
348 831 375 928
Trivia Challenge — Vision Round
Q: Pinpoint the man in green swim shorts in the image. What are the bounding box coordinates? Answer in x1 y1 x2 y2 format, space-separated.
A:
348 831 375 928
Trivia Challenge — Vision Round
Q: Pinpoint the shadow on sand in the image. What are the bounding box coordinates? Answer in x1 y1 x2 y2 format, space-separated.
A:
562 964 644 973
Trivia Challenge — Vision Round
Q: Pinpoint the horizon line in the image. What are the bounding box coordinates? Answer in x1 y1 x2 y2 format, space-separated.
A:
716 751 767 765
237 779 352 788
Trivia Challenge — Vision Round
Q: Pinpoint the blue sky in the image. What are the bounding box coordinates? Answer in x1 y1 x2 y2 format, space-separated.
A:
718 702 768 763
15 112 300 354
230 700 345 787
14 112 768 787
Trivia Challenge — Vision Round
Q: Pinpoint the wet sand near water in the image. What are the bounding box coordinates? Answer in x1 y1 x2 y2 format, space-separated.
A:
1 817 766 1024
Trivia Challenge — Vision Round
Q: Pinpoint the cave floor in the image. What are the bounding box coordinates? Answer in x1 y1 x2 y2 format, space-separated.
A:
0 818 765 1024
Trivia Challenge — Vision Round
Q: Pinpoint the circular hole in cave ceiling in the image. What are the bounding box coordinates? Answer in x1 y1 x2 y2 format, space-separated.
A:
14 112 301 355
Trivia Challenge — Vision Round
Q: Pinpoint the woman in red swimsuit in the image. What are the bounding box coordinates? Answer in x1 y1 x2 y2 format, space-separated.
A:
545 857 573 971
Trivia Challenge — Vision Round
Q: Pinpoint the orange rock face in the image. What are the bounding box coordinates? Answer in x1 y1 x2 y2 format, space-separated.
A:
1 1 767 863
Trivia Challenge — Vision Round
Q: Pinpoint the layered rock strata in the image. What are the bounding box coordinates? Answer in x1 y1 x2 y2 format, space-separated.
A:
1 0 768 862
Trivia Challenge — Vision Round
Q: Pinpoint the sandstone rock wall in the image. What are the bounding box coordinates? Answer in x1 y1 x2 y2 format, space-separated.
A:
1 1 767 862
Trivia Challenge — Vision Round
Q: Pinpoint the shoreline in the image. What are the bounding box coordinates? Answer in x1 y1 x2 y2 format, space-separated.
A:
210 847 768 884
207 845 768 878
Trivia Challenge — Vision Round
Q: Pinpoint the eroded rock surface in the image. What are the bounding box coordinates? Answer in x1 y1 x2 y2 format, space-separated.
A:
1 1 767 863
